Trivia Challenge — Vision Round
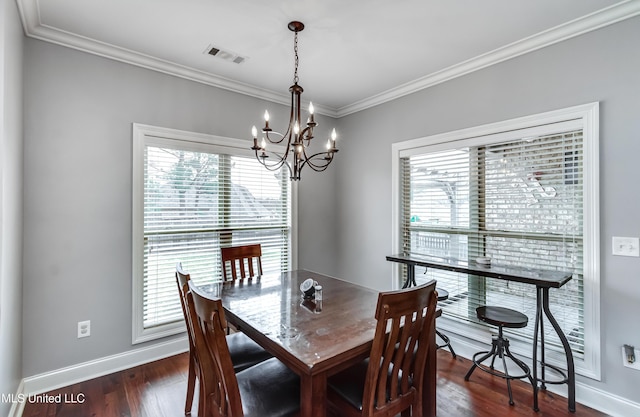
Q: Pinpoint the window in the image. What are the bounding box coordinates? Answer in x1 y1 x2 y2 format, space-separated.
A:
132 124 296 343
391 103 600 379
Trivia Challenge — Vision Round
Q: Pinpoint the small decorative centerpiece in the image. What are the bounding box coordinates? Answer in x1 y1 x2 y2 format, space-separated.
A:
300 278 317 299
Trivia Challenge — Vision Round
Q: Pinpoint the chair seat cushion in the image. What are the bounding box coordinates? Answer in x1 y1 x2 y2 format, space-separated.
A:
328 358 370 411
328 358 415 412
227 332 273 372
237 357 300 417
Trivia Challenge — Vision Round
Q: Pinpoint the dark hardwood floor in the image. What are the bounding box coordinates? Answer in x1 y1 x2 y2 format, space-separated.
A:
22 350 609 417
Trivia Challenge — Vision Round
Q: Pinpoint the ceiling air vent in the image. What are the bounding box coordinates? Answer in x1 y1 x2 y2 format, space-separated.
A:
204 44 246 64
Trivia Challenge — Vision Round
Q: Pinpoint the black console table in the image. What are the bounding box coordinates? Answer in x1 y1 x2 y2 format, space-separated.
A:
386 252 576 412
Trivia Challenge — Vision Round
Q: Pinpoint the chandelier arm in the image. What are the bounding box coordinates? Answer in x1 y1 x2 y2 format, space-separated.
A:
260 156 294 179
298 150 336 172
254 149 289 172
297 156 332 173
258 130 297 172
299 126 314 142
263 130 287 144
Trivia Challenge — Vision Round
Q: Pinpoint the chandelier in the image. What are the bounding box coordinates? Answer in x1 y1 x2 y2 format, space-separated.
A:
251 21 338 181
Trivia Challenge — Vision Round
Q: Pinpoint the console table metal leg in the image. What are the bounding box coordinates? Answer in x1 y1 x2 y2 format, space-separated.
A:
532 288 541 412
537 288 547 391
402 264 416 288
542 287 576 412
540 314 546 389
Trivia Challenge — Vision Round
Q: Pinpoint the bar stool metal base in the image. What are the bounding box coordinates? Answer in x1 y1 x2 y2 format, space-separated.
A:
465 306 538 411
436 329 457 358
465 328 536 409
435 288 456 358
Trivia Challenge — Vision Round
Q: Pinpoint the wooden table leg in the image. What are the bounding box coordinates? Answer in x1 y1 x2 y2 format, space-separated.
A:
300 372 327 417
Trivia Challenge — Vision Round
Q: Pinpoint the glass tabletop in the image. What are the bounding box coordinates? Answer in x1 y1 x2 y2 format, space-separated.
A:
200 269 380 372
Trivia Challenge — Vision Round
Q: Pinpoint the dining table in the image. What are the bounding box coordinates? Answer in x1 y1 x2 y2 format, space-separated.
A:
200 269 438 417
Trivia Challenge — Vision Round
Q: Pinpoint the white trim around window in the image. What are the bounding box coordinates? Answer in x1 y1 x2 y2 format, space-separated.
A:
391 102 600 380
132 123 298 344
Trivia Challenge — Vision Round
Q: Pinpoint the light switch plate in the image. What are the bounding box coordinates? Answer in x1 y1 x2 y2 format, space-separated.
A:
612 236 640 257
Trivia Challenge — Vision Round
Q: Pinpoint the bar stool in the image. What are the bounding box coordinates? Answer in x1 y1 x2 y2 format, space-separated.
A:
465 306 537 410
435 288 456 358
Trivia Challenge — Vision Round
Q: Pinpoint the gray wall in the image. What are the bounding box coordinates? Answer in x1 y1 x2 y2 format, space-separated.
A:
0 0 24 413
22 38 337 377
334 16 640 404
17 6 640 411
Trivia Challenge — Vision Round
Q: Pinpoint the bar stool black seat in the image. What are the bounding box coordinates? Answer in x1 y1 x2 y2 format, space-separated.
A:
465 306 537 410
435 288 456 358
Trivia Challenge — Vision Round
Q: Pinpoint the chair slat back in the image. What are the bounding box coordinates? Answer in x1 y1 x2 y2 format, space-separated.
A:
363 280 437 416
188 281 243 417
221 244 263 282
175 263 197 354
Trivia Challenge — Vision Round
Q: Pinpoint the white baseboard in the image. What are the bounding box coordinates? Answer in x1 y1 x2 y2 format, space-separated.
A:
576 383 640 417
10 336 188 417
444 333 640 417
9 333 640 417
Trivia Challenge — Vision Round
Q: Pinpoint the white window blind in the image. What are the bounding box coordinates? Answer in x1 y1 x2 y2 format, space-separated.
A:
400 129 585 356
133 125 292 343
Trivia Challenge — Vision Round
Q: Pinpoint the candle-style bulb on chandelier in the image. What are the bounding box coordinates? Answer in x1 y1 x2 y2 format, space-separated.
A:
251 21 338 181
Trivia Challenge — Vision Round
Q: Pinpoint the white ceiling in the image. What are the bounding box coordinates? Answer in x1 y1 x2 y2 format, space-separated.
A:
17 0 640 117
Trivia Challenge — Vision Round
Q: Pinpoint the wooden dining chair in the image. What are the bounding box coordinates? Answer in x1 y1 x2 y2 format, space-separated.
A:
187 281 300 417
175 263 272 415
327 280 438 417
221 244 263 282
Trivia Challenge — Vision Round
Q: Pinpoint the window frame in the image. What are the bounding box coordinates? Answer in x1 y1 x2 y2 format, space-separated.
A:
132 123 298 344
391 103 600 380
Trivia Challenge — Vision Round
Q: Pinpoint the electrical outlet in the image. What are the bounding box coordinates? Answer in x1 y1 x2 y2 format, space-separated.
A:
612 236 640 257
77 320 91 338
622 346 640 370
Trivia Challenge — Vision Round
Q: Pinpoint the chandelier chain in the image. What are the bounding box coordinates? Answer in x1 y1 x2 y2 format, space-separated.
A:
293 31 299 84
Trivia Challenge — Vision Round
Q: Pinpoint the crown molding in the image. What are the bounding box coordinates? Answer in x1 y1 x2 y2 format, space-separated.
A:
15 0 340 118
336 0 640 117
17 0 640 119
